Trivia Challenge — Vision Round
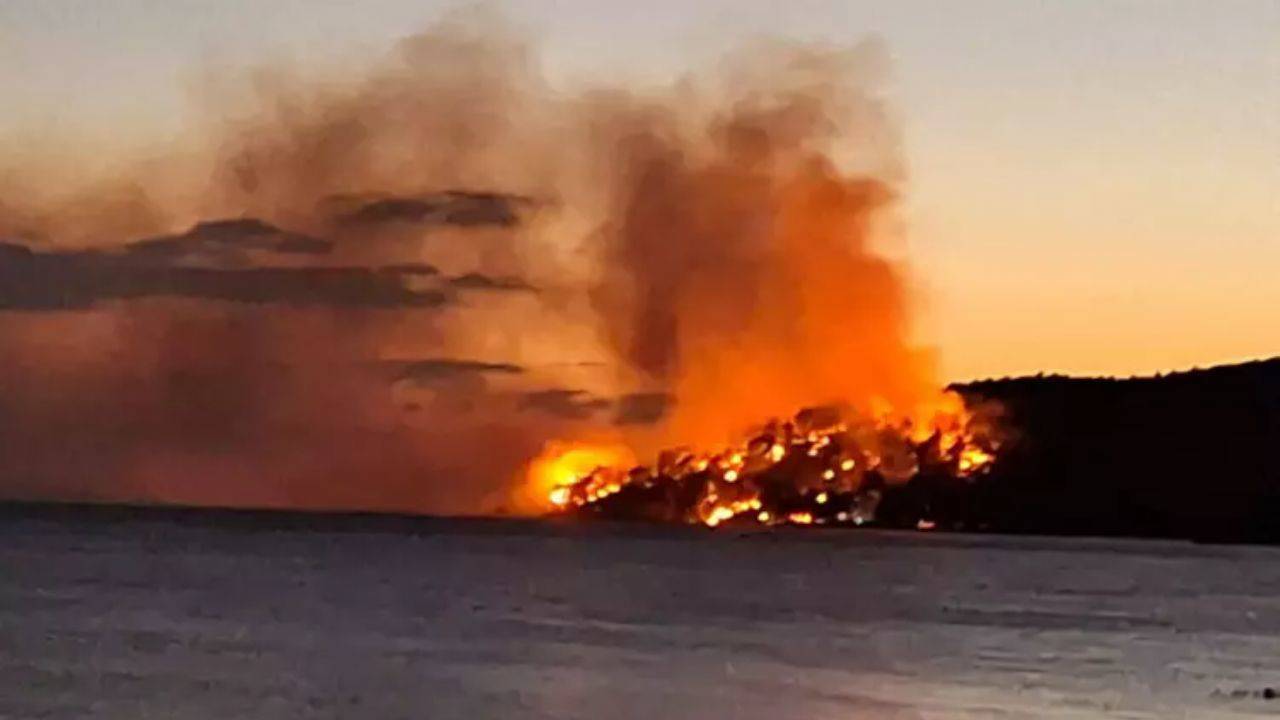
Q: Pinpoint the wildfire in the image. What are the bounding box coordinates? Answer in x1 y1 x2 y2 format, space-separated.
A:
525 441 637 512
533 396 999 529
511 38 1003 531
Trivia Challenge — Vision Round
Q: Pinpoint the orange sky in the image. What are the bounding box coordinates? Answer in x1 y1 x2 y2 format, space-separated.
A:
2 0 1277 381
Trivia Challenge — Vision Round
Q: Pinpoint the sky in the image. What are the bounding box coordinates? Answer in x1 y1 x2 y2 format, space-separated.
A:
2 0 1278 381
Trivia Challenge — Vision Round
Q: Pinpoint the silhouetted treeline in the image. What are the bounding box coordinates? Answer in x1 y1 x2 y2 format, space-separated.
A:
878 358 1280 542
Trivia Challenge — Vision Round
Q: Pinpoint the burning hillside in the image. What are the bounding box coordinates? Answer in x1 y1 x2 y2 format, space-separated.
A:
515 36 999 527
533 398 1000 528
1 10 995 521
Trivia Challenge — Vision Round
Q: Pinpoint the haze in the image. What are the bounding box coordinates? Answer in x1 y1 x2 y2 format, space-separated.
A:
2 0 1277 381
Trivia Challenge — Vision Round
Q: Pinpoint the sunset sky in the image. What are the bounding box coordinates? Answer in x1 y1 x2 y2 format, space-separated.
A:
2 0 1277 381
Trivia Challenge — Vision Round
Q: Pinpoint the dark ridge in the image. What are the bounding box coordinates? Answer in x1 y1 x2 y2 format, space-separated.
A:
4 347 1276 544
880 357 1280 543
549 356 1280 544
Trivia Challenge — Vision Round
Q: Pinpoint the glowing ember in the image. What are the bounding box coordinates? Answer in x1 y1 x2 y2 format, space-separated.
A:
524 441 637 513
536 397 1000 529
548 486 572 508
958 447 994 474
788 512 815 525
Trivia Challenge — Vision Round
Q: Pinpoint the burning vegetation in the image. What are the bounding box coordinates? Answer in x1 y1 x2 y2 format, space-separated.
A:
536 398 1000 528
515 32 1003 528
2 9 1004 522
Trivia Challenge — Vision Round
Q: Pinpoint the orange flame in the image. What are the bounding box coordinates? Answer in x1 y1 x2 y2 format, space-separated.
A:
533 397 1000 528
520 40 1005 526
519 441 637 514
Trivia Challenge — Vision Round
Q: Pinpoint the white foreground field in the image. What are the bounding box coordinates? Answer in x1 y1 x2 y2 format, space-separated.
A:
2 512 1280 719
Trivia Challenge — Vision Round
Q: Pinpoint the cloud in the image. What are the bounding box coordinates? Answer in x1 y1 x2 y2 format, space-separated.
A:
515 388 672 425
447 271 535 292
379 262 440 276
0 11 915 519
519 388 611 420
0 210 539 311
330 191 530 228
124 218 332 265
392 358 526 384
613 392 673 425
0 238 446 310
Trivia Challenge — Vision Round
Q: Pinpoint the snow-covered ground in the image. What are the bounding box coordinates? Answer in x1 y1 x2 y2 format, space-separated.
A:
3 512 1280 719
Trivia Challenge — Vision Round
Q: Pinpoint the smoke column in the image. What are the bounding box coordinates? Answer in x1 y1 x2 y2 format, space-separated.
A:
0 11 945 515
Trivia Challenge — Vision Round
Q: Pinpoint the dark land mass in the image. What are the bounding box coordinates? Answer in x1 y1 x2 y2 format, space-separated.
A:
3 357 1279 544
886 357 1280 543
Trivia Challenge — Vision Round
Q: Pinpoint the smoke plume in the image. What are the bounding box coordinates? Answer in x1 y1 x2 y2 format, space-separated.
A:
0 11 944 515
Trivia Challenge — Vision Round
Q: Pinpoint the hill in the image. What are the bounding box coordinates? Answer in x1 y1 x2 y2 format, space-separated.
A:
879 358 1280 541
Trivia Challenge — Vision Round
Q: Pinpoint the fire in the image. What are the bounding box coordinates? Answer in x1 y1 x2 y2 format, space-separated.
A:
523 441 637 513
548 486 572 508
514 40 1004 529
958 447 994 474
535 396 1000 529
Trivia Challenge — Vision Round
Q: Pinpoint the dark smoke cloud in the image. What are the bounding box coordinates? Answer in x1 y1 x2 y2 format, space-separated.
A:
125 218 333 264
613 392 673 426
0 12 579 514
378 262 440 277
447 271 534 292
516 388 673 426
519 388 611 420
332 191 530 228
0 239 447 310
0 10 914 515
392 358 525 383
0 305 554 513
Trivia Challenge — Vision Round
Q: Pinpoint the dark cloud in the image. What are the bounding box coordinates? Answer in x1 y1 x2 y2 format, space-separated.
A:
516 388 671 424
0 240 445 311
519 388 611 420
0 211 536 312
330 191 530 228
392 358 525 384
0 14 909 519
380 262 440 276
125 218 332 265
448 272 535 292
613 392 673 425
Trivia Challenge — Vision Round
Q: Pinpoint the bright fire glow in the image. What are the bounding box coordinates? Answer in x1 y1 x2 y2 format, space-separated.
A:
524 441 637 513
534 396 1000 529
